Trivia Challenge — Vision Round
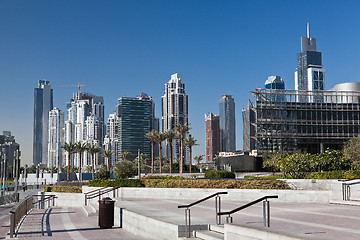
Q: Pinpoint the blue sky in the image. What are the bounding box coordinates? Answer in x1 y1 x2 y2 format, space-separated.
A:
1 0 360 166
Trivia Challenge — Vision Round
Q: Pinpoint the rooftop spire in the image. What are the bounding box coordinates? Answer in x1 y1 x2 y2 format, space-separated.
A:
307 22 310 38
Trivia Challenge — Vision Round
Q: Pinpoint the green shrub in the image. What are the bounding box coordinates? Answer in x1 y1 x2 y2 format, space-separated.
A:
142 179 290 189
305 170 360 179
204 170 235 179
44 185 82 193
142 175 185 180
244 174 283 180
88 179 144 187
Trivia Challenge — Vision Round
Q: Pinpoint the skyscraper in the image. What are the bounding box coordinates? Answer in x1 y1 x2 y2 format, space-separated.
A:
33 80 53 166
205 113 220 162
219 95 235 152
48 108 64 168
242 100 256 152
65 91 104 166
295 23 325 102
117 93 156 158
162 73 189 162
103 113 119 168
265 76 285 90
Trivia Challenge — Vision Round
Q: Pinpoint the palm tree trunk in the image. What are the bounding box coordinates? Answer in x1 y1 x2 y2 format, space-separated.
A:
169 141 173 174
79 154 82 181
159 144 162 174
107 157 110 172
91 153 95 180
67 154 70 181
189 147 192 174
151 141 154 174
179 138 183 174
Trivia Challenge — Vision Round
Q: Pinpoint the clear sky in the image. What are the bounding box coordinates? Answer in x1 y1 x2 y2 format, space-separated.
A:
1 0 360 166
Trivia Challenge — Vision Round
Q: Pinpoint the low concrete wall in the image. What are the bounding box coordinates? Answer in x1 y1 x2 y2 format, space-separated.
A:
224 224 303 240
115 187 337 203
114 206 179 240
42 192 84 207
0 193 18 206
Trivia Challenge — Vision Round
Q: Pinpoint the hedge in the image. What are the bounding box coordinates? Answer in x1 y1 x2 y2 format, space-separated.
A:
88 179 144 187
305 170 360 179
142 179 290 189
44 186 82 193
142 175 185 180
204 170 235 179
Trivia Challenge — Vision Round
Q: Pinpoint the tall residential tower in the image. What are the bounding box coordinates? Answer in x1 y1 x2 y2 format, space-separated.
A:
33 80 53 166
295 23 325 102
162 73 189 162
219 95 235 152
205 113 220 162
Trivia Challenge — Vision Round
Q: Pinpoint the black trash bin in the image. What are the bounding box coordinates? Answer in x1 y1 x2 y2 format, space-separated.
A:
98 197 115 228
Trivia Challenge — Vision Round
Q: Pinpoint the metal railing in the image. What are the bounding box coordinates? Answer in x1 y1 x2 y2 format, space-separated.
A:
218 195 278 227
84 186 120 206
178 192 228 238
339 178 360 201
9 194 56 238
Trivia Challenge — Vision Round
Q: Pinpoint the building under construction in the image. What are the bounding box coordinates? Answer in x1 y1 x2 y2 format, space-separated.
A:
244 82 360 154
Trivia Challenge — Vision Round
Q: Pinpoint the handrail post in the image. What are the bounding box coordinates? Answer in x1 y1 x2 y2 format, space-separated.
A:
263 199 270 227
85 193 87 206
185 208 191 238
10 212 14 238
215 195 221 225
347 185 351 201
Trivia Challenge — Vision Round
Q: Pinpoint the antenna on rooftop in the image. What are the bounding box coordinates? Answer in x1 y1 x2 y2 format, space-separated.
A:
307 22 310 38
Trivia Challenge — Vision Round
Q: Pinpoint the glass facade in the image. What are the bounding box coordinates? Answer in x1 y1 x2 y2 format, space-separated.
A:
252 88 360 153
219 95 236 152
117 97 153 159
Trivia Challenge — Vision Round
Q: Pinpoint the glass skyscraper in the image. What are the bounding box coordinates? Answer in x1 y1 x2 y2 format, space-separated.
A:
117 93 156 159
33 80 53 166
219 95 235 152
295 23 325 102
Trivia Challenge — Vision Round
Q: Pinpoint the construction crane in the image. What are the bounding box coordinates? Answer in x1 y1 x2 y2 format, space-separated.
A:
62 83 85 95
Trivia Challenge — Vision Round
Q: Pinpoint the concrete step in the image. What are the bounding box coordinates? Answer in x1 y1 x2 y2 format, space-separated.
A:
330 199 360 206
82 203 97 216
193 230 224 240
209 224 224 234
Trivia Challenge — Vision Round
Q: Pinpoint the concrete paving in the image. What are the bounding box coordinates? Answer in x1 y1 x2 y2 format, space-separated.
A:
12 206 149 240
115 197 360 240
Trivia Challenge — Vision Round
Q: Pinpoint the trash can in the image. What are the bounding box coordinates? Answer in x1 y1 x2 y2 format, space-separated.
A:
98 197 115 228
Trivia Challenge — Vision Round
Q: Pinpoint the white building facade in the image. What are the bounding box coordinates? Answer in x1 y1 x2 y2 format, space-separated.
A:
47 108 64 168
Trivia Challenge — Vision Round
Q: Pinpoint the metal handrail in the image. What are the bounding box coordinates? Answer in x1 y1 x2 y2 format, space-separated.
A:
9 196 33 238
178 192 228 238
85 186 121 206
218 195 278 227
33 195 57 209
339 179 360 201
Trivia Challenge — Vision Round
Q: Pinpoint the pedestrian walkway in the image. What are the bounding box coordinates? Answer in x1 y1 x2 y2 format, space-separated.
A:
115 197 360 240
15 207 149 240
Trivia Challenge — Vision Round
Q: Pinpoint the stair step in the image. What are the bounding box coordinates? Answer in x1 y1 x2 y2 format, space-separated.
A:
194 230 224 240
209 224 224 234
82 204 97 216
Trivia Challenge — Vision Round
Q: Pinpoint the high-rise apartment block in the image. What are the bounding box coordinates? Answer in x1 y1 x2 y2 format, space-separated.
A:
219 95 236 152
242 100 256 152
205 113 220 162
162 73 189 162
103 113 119 168
117 93 157 159
65 92 105 166
48 108 64 168
33 80 53 166
295 23 325 102
0 131 20 166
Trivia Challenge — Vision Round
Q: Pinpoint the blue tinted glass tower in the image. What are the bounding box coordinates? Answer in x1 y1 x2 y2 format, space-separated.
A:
33 80 53 166
219 95 235 152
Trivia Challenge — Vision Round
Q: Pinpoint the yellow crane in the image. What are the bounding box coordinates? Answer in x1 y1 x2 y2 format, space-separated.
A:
62 83 85 94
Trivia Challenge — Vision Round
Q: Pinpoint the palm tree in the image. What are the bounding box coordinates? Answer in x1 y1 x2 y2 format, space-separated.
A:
154 131 166 173
102 149 114 172
194 155 204 169
164 129 176 173
184 135 198 173
61 142 76 181
120 151 132 161
175 123 191 174
87 144 101 180
74 142 87 181
145 129 158 174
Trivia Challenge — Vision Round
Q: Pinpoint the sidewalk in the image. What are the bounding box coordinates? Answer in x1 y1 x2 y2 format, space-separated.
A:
15 206 149 240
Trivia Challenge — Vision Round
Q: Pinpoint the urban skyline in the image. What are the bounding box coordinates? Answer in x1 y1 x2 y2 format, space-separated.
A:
2 1 360 166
